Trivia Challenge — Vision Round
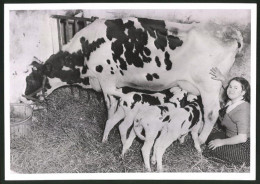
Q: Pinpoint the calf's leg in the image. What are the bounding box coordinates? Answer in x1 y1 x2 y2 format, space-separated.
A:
122 128 136 156
141 130 158 172
119 114 135 145
151 126 167 165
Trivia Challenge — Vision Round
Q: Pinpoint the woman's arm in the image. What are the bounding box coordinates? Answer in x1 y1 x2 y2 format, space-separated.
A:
208 134 247 150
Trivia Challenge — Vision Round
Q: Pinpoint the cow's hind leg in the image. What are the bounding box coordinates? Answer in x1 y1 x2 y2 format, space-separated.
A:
198 94 220 144
191 122 203 152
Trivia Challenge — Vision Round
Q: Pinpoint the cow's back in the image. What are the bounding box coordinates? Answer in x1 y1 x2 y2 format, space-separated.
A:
63 18 241 94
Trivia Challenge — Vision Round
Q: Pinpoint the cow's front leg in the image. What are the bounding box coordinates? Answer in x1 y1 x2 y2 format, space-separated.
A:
102 106 125 143
198 94 220 144
99 83 125 119
104 94 118 119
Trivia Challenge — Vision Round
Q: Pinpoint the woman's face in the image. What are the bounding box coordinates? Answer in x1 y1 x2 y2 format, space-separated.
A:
227 80 245 101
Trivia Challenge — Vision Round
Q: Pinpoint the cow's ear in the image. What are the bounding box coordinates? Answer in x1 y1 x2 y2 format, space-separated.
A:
30 61 43 70
43 63 53 74
33 56 43 64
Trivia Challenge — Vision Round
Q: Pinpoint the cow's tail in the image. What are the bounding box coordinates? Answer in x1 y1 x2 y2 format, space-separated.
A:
224 26 244 53
234 29 244 53
134 119 145 141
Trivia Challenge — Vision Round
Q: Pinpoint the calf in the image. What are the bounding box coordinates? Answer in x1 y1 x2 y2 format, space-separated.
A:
102 87 186 152
134 94 203 171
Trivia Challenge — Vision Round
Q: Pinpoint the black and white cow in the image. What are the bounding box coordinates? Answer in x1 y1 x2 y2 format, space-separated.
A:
22 17 243 144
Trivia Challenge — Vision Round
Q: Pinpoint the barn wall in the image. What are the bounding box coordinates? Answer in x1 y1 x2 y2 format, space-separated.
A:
9 10 61 103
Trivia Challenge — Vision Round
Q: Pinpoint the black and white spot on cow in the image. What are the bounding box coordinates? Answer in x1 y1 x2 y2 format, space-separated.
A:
146 73 160 81
146 73 153 81
164 51 172 71
123 101 128 107
80 37 106 60
157 106 169 116
155 56 161 67
162 115 170 122
152 73 159 79
96 65 103 73
105 18 183 70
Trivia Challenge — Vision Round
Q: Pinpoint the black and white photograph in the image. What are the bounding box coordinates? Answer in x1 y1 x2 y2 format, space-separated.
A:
4 3 256 181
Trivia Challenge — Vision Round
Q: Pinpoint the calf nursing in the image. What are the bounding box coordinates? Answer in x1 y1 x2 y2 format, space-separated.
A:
101 87 187 153
134 93 203 171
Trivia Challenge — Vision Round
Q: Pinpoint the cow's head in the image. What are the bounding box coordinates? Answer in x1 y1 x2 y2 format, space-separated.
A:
23 60 50 102
23 51 91 103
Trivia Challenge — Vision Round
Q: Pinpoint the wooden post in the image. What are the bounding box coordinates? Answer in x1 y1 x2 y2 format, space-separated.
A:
56 18 62 51
74 20 79 34
65 19 70 44
51 15 98 48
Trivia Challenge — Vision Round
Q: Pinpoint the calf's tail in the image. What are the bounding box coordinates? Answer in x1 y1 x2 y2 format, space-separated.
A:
134 119 145 141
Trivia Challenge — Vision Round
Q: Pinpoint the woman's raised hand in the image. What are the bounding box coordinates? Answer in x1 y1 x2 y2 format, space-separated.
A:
210 67 225 82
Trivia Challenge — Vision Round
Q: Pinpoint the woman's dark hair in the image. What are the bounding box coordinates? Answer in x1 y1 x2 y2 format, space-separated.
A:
223 77 250 103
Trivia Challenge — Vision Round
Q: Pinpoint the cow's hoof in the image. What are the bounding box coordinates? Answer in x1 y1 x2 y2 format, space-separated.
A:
179 138 185 144
196 148 202 153
198 137 206 145
121 148 128 156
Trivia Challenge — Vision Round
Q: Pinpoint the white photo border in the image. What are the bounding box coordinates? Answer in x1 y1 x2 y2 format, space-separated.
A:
4 3 257 181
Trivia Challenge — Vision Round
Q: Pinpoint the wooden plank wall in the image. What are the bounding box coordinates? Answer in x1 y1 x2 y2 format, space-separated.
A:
51 15 98 50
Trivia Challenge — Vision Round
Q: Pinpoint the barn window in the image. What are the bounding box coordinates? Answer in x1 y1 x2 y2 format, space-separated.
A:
51 15 98 50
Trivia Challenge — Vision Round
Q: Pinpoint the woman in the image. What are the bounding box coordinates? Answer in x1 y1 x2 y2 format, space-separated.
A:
203 67 250 166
